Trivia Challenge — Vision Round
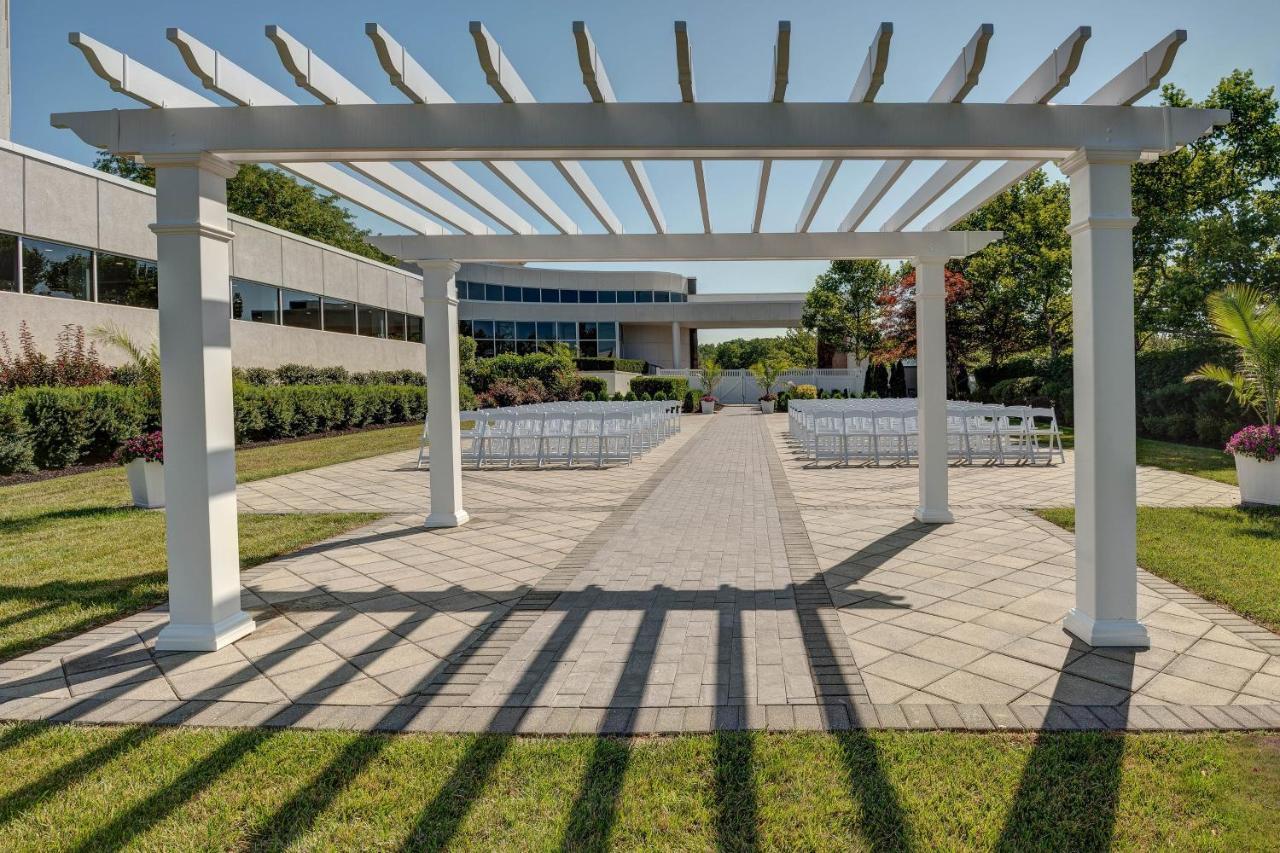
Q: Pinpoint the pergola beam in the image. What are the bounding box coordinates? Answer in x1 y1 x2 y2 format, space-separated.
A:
674 21 712 234
470 21 622 234
572 21 666 234
795 22 892 233
879 26 1090 233
752 21 790 234
923 29 1186 231
368 230 1002 262
366 24 579 236
266 26 519 235
839 23 993 232
54 101 1227 164
70 32 446 236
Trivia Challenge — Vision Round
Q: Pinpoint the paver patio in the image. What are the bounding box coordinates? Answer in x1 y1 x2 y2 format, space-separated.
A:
2 409 1277 734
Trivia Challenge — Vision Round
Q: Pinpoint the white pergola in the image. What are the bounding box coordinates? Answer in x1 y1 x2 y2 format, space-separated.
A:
54 20 1225 654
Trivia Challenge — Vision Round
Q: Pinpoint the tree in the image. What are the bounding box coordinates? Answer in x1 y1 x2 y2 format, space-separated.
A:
696 332 815 370
801 260 892 363
93 153 397 264
874 264 975 395
774 328 818 369
954 170 1072 361
1187 286 1280 428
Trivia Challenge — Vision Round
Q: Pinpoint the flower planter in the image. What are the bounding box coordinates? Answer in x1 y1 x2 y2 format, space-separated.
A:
701 400 716 415
1235 455 1280 506
127 459 165 508
759 399 775 414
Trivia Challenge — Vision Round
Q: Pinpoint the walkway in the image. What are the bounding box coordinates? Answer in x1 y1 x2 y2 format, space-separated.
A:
1 410 1277 733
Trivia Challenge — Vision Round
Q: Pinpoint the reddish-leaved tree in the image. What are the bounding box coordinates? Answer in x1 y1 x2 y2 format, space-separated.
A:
874 266 974 394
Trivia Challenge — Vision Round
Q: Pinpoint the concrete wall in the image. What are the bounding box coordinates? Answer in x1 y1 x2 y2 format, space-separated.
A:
619 323 688 368
0 140 424 371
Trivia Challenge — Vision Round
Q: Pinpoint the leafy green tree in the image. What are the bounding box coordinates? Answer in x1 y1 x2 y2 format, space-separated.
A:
801 260 891 363
93 153 397 264
1186 285 1280 428
774 328 818 368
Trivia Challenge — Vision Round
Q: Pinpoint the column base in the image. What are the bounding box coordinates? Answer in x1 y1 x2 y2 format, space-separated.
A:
424 509 471 529
913 506 955 524
1063 608 1150 648
155 609 255 652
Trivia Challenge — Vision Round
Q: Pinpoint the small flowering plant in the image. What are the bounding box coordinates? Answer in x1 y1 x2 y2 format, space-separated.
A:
1225 425 1280 463
701 395 718 404
115 431 164 465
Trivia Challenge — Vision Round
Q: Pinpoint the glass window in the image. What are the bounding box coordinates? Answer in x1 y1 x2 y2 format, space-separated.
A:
281 289 322 329
597 339 617 358
0 233 18 293
406 315 423 343
322 297 357 335
655 290 671 303
485 283 502 301
580 289 598 304
598 290 616 304
22 238 91 300
471 320 494 339
522 287 540 303
516 321 536 341
516 340 537 355
495 340 515 355
616 290 635 304
557 322 577 341
636 290 653 303
469 281 486 301
455 281 466 300
458 318 474 339
579 322 597 341
578 340 598 357
231 279 279 324
495 320 515 341
476 339 495 358
389 311 410 340
541 287 560 303
359 305 387 338
560 288 579 304
536 321 556 341
503 285 521 303
598 322 617 340
97 254 159 308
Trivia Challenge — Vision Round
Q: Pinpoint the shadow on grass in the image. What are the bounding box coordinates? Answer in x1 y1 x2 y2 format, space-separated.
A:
714 732 758 852
0 573 166 662
398 735 511 852
0 506 143 537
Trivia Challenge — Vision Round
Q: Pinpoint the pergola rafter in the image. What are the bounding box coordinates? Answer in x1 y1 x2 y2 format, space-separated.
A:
51 18 1229 659
751 21 791 234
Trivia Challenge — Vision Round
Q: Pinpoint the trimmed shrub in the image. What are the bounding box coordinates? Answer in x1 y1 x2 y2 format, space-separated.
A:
624 391 637 401
776 391 791 412
629 376 689 401
0 396 35 474
790 384 818 400
575 357 646 373
5 385 146 469
612 392 624 401
682 389 703 413
582 391 596 402
578 375 608 399
232 384 428 443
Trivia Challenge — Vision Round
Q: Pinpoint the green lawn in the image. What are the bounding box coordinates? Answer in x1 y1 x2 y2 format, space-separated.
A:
0 725 1274 850
1058 428 1237 486
0 426 420 661
1037 506 1280 633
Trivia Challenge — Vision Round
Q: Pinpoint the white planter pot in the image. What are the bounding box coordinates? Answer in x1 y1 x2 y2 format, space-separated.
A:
127 459 165 508
759 399 775 414
701 400 716 414
1235 454 1280 506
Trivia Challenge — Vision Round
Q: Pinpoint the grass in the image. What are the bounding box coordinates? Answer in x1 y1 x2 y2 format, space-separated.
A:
1037 505 1280 633
1058 428 1237 486
0 725 1275 850
0 426 421 661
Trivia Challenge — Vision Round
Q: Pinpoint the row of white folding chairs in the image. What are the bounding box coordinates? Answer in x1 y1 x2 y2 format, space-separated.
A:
418 401 680 469
788 401 1064 465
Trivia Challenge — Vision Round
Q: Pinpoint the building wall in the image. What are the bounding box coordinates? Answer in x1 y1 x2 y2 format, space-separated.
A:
620 323 689 368
0 141 424 371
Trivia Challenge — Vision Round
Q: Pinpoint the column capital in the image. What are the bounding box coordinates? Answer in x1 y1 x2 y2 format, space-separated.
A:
143 151 241 179
1058 148 1141 177
419 259 461 306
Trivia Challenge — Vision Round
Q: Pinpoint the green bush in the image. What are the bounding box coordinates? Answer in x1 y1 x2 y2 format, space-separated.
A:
0 396 35 474
612 392 624 401
624 391 637 401
578 375 608 399
682 389 703 413
232 384 428 443
471 351 579 401
582 391 596 402
776 391 790 412
5 385 147 469
630 376 689 401
575 357 646 373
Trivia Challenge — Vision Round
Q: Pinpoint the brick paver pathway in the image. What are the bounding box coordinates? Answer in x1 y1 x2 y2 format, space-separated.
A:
2 410 1278 734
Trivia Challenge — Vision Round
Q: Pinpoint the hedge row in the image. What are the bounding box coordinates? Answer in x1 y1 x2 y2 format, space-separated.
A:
629 376 689 401
0 383 432 474
575 357 646 373
233 364 425 387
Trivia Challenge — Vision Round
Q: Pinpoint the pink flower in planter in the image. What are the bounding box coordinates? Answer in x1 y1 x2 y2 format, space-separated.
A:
115 431 164 465
1225 425 1280 463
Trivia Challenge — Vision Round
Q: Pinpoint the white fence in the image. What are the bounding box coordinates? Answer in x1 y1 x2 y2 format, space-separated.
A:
657 368 866 404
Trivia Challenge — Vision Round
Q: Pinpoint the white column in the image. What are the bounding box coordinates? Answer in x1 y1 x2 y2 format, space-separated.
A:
912 257 953 524
150 153 254 652
671 321 682 369
420 260 469 528
1060 149 1149 648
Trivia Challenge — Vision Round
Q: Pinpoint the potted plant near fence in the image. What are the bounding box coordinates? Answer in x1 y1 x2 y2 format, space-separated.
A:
749 358 783 414
700 357 723 414
1186 285 1280 505
117 430 165 508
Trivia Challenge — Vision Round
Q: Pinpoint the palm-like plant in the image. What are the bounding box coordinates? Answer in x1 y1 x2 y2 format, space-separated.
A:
699 356 723 400
749 358 783 400
1186 285 1280 429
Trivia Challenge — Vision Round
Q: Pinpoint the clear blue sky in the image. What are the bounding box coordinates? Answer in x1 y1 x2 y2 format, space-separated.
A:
10 0 1279 341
